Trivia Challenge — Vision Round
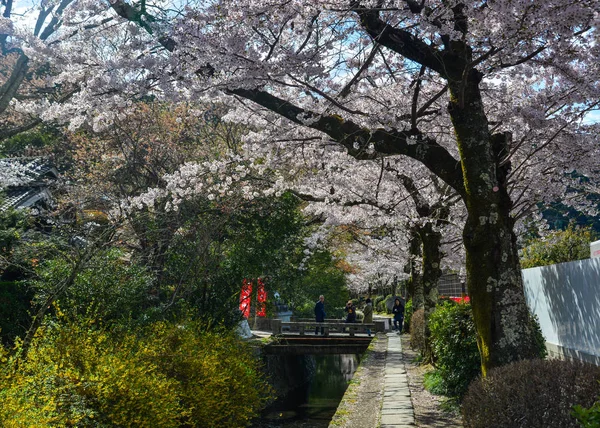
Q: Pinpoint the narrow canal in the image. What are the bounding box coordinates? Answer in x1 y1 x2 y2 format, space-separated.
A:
253 354 361 428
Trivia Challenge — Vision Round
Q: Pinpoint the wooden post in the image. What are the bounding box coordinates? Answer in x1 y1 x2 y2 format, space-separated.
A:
271 319 282 335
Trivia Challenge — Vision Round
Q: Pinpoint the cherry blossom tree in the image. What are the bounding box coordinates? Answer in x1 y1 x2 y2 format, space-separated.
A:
6 0 600 372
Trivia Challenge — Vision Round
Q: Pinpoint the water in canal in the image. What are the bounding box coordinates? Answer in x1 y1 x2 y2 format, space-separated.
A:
253 354 361 428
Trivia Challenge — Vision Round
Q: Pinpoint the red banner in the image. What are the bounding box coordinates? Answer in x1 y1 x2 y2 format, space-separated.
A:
240 279 252 318
256 278 267 317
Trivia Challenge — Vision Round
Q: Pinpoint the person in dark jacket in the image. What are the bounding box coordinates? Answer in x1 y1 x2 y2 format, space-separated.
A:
345 300 357 323
392 297 405 333
314 295 326 335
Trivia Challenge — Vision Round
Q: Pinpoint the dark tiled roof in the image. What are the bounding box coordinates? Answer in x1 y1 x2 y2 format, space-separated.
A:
0 157 58 184
0 158 58 212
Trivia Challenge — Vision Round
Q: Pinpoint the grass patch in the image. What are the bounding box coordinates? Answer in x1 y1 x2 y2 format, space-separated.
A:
423 370 448 396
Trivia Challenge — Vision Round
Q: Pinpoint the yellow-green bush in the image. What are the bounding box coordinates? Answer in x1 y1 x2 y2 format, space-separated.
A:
0 319 272 427
139 321 274 427
0 322 181 427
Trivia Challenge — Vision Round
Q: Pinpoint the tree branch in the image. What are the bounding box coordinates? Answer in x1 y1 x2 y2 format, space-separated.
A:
353 3 448 77
229 87 464 196
339 42 380 98
0 54 28 115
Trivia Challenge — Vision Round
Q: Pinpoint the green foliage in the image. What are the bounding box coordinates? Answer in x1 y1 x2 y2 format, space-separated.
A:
462 359 600 428
0 206 34 281
0 319 272 427
0 281 32 345
530 312 548 359
428 302 481 397
376 294 394 314
0 208 36 344
423 370 447 395
0 128 61 157
521 224 596 268
402 299 413 333
285 248 348 319
34 249 153 327
573 394 600 428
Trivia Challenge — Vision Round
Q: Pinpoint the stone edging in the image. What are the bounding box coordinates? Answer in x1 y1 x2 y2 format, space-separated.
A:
329 333 387 427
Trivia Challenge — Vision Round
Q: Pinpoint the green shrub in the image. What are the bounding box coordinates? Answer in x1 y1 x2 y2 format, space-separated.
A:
373 295 385 310
402 299 413 333
530 312 548 359
428 301 481 397
462 359 600 428
573 394 600 428
33 249 153 328
410 308 425 353
423 370 448 395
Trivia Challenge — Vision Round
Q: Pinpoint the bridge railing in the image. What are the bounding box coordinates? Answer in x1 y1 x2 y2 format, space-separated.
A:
294 318 349 323
271 320 385 337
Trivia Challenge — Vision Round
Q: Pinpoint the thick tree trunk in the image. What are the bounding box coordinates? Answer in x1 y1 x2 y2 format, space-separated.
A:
448 70 538 375
408 228 423 311
418 223 442 363
463 195 538 375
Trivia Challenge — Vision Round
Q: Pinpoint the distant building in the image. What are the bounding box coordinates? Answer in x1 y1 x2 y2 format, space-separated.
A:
438 272 467 297
0 158 58 213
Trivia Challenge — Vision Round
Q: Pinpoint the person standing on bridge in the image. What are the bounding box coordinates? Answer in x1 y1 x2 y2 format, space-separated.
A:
314 295 326 335
363 298 373 336
345 300 357 323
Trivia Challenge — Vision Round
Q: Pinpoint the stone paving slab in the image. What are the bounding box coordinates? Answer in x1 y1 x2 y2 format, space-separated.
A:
378 333 415 428
379 424 416 428
381 406 414 413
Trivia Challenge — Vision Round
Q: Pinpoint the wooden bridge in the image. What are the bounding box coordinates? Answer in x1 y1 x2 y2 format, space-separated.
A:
263 335 373 355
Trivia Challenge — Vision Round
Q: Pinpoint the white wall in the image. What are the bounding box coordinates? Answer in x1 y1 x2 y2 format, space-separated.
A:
522 258 600 361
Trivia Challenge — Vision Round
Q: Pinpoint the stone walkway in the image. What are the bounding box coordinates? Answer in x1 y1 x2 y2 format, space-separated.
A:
380 332 415 428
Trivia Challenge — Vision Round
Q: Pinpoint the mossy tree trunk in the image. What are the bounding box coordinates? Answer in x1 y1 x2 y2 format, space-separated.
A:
418 222 442 363
448 66 538 375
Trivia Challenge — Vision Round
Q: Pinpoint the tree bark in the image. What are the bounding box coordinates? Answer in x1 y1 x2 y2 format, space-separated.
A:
418 223 442 363
448 68 538 375
408 227 423 311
